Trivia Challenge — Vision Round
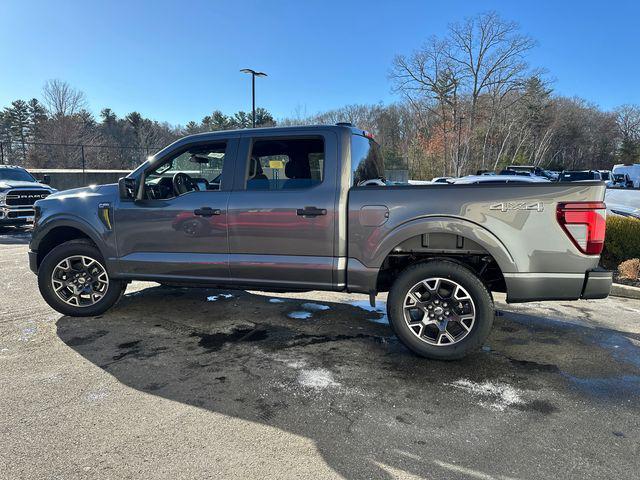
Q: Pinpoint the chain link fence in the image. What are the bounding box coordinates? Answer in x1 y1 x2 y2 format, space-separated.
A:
0 141 163 171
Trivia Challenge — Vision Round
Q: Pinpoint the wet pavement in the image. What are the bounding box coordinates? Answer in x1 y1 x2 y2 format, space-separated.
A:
1 227 639 479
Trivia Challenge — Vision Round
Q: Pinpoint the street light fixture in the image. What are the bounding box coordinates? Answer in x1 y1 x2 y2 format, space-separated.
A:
240 68 267 128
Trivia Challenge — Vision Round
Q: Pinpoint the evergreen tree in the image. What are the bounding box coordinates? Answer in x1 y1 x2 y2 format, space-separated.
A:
5 100 31 162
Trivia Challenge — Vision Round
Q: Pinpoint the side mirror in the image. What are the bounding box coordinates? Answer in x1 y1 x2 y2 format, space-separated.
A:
40 174 51 185
118 177 138 200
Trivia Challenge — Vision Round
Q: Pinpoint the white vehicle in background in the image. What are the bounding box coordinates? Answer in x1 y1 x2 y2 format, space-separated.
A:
612 173 634 189
408 179 433 185
431 176 454 184
605 188 640 219
451 175 550 184
612 164 640 188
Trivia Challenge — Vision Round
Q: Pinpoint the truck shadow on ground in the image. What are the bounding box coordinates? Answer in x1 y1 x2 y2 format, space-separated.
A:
56 285 640 479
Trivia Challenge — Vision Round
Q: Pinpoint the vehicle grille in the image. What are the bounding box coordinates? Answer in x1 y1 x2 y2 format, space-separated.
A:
5 190 51 206
8 210 34 218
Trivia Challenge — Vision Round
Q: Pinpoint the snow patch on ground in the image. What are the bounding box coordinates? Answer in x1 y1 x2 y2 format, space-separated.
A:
349 300 388 324
206 293 234 302
448 379 525 411
301 302 330 311
86 388 110 402
288 311 313 320
19 324 36 342
298 368 340 389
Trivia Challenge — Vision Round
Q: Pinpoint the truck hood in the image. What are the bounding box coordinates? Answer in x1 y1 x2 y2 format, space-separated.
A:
46 183 117 200
0 180 54 190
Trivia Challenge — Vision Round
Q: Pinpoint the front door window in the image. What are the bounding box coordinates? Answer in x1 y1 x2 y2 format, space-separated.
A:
143 142 227 199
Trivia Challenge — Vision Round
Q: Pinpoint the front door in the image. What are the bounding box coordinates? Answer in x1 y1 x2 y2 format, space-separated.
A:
113 139 237 283
227 132 338 289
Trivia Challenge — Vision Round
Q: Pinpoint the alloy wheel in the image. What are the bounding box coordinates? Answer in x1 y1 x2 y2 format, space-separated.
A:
403 277 476 346
51 255 110 307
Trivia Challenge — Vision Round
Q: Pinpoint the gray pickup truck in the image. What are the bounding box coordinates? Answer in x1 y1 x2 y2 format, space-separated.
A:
28 124 612 359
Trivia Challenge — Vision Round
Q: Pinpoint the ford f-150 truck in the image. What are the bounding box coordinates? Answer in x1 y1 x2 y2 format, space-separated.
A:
0 165 56 227
28 124 612 359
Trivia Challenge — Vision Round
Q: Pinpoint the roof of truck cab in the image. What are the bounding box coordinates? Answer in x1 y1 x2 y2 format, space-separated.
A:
177 124 366 143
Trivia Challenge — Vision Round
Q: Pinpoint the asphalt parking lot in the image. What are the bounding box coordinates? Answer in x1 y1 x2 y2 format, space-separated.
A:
1 228 640 479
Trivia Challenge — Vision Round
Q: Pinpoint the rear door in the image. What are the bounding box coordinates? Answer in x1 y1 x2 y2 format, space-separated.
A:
226 130 338 289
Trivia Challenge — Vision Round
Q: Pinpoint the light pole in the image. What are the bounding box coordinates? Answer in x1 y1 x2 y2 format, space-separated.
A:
240 68 267 128
456 115 465 177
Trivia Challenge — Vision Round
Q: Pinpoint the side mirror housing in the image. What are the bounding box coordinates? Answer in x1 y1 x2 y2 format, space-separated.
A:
118 177 138 201
40 174 51 185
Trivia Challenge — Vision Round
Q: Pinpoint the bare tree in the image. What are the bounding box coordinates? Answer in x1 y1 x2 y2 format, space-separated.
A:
42 79 88 117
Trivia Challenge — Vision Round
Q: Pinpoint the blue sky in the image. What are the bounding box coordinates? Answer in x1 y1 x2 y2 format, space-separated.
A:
1 0 639 125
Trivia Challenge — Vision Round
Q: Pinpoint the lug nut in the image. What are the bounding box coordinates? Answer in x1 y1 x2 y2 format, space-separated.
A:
438 316 443 321
445 311 450 316
443 302 448 307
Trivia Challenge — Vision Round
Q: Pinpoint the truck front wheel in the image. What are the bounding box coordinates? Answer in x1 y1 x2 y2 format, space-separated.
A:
38 239 125 317
387 260 494 360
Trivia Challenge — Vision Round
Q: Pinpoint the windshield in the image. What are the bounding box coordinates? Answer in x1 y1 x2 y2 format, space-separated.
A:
0 168 36 182
351 134 385 186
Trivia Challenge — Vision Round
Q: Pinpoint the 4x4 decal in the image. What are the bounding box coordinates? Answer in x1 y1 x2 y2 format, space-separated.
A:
489 201 544 212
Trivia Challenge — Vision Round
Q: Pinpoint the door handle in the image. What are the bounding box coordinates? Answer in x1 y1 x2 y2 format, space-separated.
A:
194 207 222 217
296 206 327 217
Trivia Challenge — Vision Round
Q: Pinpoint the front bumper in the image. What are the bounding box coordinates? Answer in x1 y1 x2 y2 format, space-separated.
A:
0 206 34 224
505 269 612 303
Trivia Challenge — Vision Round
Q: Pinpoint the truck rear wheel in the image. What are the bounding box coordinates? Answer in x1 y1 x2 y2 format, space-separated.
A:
387 260 494 360
38 239 125 317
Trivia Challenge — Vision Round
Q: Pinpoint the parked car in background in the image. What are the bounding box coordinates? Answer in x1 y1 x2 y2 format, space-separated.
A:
612 163 640 188
0 165 56 228
28 124 611 360
452 175 550 184
431 176 454 184
605 188 640 219
598 170 613 187
612 173 634 189
498 169 535 177
558 170 603 182
504 165 557 180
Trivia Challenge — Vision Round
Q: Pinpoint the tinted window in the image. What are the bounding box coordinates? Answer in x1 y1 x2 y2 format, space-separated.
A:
351 134 384 186
245 137 324 191
0 168 36 182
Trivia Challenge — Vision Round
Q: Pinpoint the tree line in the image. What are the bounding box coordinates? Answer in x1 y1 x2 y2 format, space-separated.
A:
0 79 275 169
1 12 639 177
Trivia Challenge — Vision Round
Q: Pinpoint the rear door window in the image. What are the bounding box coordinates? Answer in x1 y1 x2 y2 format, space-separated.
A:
245 137 324 191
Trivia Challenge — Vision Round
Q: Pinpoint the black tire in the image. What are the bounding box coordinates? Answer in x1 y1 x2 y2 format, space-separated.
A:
38 239 124 317
387 260 494 360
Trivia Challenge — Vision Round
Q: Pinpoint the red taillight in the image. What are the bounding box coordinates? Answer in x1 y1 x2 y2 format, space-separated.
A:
556 202 606 255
